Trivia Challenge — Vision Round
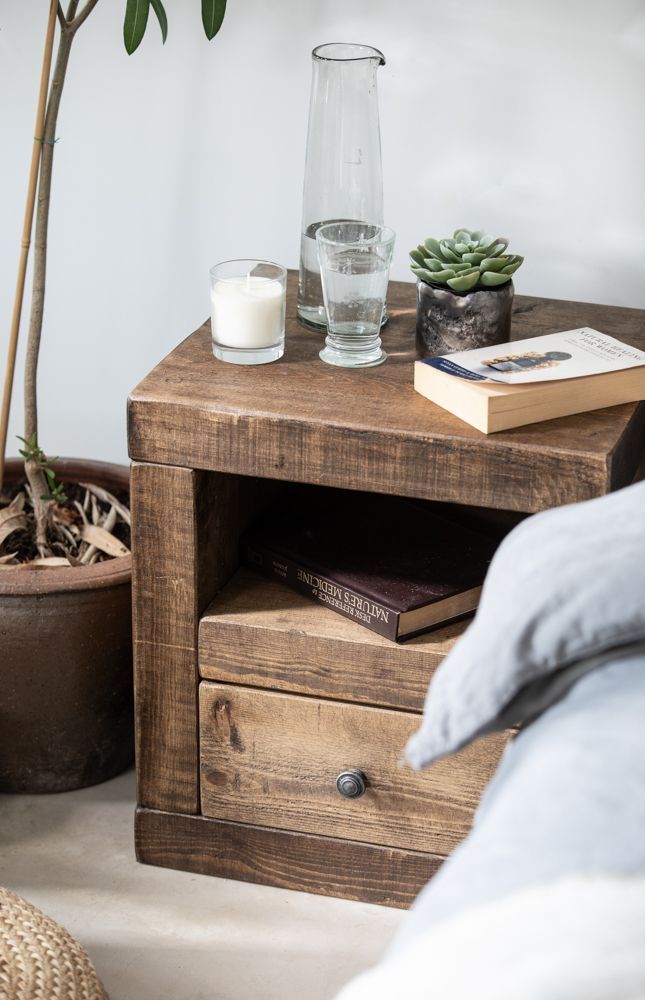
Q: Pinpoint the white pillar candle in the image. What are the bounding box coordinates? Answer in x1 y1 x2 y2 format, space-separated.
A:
210 275 285 349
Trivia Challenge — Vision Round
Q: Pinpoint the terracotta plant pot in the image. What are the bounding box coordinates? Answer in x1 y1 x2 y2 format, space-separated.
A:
415 279 514 358
0 458 133 793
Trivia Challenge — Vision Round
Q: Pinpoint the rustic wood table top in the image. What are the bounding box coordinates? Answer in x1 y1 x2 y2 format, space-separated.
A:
128 274 645 513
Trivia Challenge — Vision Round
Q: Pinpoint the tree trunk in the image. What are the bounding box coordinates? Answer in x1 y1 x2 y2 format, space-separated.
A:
23 20 77 554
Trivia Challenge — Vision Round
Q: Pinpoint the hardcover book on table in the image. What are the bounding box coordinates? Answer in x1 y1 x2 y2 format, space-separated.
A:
241 492 498 642
414 328 645 433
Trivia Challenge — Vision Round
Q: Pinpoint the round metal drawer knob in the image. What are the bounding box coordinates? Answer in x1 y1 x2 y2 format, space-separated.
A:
336 768 367 799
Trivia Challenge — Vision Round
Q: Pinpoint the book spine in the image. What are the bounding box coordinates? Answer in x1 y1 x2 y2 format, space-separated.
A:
243 540 400 641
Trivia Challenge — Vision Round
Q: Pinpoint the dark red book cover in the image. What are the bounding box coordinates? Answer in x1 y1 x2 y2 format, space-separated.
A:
241 491 498 641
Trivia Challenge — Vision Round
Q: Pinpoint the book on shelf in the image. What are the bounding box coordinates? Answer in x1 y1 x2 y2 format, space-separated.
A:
241 492 498 642
414 327 645 433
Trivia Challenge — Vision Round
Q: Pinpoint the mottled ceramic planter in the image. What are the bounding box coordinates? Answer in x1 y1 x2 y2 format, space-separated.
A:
416 280 514 358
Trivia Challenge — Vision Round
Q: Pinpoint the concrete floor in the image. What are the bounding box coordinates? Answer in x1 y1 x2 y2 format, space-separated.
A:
0 770 401 999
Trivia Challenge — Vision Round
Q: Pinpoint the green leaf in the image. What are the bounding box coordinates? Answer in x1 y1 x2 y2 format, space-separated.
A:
484 240 510 258
202 0 227 39
409 248 425 267
423 238 443 259
124 0 150 55
425 268 456 282
411 266 441 284
453 229 473 243
479 256 508 273
462 252 485 265
502 257 524 274
150 0 168 42
423 258 444 271
439 242 460 263
453 242 470 254
447 270 481 293
480 270 512 287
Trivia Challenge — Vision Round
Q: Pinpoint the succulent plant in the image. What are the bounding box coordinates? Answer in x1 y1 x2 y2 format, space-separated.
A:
410 228 524 294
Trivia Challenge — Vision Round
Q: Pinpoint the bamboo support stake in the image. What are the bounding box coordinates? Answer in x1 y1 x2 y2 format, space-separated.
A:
0 0 59 490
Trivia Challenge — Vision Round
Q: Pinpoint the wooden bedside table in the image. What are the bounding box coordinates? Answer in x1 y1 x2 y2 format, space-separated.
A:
128 276 645 908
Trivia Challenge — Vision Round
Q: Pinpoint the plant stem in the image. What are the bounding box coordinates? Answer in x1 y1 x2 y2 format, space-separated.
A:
0 0 59 491
69 0 101 35
23 21 76 554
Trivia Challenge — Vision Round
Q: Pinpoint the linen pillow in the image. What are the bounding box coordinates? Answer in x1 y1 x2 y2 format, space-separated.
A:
405 479 645 769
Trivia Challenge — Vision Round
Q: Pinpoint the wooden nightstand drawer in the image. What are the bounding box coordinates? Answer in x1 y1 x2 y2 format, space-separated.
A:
199 681 507 855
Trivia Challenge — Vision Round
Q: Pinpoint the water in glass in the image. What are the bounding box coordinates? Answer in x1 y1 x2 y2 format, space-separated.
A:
317 222 395 368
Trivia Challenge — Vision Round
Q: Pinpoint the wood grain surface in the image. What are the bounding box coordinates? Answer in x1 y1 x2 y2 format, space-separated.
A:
135 806 443 908
199 568 466 712
132 462 202 813
199 681 507 855
128 276 645 513
132 465 278 813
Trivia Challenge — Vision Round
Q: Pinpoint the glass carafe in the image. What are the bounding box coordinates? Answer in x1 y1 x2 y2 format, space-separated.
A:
298 43 386 330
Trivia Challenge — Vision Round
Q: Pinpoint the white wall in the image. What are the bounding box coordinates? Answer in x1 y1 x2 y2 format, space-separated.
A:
1 0 644 465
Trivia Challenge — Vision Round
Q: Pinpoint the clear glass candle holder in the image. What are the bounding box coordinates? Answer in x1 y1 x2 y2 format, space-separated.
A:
316 222 395 368
209 259 286 365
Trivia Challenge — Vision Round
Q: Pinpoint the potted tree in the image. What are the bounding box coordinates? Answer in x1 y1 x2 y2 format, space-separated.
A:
0 0 227 792
410 228 524 357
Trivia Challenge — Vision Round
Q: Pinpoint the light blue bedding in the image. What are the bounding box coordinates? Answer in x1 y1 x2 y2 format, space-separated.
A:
392 647 645 955
406 480 645 769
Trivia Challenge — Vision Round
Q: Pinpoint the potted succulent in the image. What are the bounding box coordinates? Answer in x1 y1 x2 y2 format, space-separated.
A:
0 0 227 793
410 228 524 357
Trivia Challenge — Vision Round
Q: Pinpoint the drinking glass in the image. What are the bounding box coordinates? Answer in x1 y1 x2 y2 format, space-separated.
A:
316 222 395 368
